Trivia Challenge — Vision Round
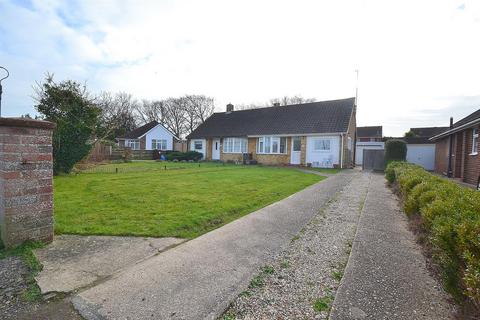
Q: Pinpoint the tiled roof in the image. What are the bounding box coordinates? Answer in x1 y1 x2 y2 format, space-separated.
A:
117 121 159 139
357 126 382 138
187 97 355 139
453 109 480 128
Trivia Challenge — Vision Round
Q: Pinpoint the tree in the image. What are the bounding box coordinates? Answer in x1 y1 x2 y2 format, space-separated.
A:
185 94 214 123
34 74 100 174
136 99 168 124
404 130 417 138
96 92 138 141
269 95 316 106
164 97 187 138
236 95 316 110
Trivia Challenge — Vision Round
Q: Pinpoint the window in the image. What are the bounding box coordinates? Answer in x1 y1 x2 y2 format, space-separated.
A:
152 139 167 150
127 139 140 150
257 136 287 154
473 128 478 154
194 140 203 151
223 137 247 153
292 137 301 152
314 139 331 151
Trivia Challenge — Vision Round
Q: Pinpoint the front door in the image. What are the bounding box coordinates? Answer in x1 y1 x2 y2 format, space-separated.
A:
212 138 220 160
290 137 301 165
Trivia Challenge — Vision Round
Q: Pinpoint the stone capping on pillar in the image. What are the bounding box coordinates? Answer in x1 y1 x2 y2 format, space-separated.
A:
0 117 56 248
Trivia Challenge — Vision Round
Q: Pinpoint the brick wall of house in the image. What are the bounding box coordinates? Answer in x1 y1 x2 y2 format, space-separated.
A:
434 125 480 185
140 136 146 150
219 137 294 165
341 107 356 168
434 137 450 175
463 126 480 185
0 118 55 248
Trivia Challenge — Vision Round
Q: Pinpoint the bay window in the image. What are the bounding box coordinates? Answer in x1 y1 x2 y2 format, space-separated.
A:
223 137 247 153
257 136 287 154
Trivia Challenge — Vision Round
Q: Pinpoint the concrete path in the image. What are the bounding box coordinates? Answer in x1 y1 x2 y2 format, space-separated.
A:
330 173 456 320
34 235 185 294
72 171 354 320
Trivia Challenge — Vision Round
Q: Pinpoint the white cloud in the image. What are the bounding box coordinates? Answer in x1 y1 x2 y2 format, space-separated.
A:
0 0 479 135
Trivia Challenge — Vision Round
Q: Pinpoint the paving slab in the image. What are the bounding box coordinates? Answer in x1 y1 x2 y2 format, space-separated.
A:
72 170 354 320
329 173 456 320
34 235 185 294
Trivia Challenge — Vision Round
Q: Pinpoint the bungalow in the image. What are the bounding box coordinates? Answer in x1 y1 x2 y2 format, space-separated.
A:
431 109 480 186
186 97 356 168
116 121 178 151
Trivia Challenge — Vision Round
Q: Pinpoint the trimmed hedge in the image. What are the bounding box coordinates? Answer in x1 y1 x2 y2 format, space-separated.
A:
385 139 407 164
165 151 203 162
386 161 480 304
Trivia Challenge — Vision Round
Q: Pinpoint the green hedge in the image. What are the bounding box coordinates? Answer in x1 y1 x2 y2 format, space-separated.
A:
165 151 203 162
385 139 407 164
386 161 480 304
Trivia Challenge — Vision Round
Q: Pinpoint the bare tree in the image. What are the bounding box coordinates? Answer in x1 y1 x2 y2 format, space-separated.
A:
96 91 138 141
185 94 215 123
163 97 187 138
269 95 316 106
136 99 167 124
236 95 316 111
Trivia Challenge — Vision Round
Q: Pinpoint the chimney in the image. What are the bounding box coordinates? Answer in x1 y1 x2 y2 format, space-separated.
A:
273 102 280 107
226 103 234 113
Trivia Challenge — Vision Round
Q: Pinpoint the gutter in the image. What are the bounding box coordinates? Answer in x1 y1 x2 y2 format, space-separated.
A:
430 117 480 141
340 133 344 169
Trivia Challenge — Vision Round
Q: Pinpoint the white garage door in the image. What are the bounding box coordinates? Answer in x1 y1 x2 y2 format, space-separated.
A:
406 144 435 171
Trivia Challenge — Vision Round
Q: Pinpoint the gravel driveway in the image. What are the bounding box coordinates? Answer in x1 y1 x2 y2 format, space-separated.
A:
224 170 369 319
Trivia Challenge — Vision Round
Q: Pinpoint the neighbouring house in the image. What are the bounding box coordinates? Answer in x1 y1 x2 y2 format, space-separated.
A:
355 126 384 165
403 127 449 171
357 126 382 142
116 121 178 151
431 109 480 186
186 97 356 168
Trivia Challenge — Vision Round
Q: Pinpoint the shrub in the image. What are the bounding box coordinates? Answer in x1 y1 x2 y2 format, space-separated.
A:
385 162 480 305
385 139 407 164
166 151 203 162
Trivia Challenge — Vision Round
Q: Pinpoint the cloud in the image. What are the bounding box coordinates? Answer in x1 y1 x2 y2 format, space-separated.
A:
0 0 479 136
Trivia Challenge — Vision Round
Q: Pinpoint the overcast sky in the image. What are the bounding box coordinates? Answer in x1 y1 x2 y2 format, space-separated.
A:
1 0 479 136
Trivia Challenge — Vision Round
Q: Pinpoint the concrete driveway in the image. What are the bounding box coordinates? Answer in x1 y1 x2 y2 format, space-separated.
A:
72 171 354 320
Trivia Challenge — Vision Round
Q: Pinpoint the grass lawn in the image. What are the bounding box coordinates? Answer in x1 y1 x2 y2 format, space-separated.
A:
54 161 324 238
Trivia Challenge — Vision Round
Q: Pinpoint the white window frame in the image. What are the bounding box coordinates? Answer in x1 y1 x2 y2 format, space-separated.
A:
256 136 287 154
223 137 247 153
152 139 167 150
127 139 140 150
193 140 204 151
472 128 478 155
313 138 331 152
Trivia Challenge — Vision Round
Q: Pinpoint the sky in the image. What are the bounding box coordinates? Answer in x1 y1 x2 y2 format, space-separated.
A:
0 0 479 136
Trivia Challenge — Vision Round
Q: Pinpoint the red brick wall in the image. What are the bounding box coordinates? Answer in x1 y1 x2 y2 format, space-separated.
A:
0 118 55 248
434 125 480 185
434 137 449 175
463 126 480 185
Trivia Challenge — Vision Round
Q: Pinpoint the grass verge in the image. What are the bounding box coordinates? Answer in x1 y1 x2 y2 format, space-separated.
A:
0 241 45 301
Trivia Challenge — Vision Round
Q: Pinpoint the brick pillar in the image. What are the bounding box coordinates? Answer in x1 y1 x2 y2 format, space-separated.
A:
0 118 55 248
300 136 307 166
